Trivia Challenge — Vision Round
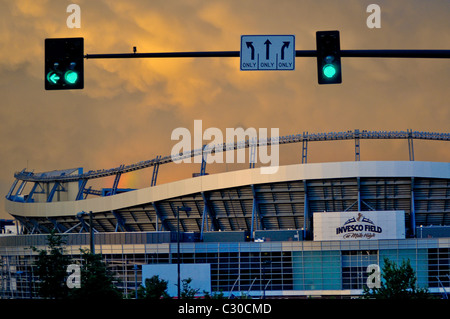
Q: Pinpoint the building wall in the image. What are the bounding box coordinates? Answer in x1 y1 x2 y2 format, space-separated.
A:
292 250 342 291
1 235 449 299
379 249 429 288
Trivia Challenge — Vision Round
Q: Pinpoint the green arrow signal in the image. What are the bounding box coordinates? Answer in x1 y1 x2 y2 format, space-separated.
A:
47 72 60 84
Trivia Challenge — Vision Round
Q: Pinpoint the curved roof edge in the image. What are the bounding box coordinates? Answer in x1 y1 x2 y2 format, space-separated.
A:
6 161 450 218
13 129 450 183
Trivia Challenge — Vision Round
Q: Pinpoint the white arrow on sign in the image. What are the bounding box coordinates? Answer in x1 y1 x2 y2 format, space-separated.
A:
240 35 295 71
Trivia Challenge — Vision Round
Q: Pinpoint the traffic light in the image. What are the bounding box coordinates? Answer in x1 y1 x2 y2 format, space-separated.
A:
316 31 342 84
45 37 84 90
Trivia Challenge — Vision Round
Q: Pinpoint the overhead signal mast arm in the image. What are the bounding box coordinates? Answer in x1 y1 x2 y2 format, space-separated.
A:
85 49 450 60
46 33 450 90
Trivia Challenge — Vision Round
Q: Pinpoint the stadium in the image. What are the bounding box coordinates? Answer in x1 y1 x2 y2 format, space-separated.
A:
1 129 450 299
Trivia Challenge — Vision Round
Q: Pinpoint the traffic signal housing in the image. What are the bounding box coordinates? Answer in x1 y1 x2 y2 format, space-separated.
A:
45 37 84 90
316 31 342 84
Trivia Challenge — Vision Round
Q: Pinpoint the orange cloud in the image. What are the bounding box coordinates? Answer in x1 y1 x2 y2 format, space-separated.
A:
0 0 449 219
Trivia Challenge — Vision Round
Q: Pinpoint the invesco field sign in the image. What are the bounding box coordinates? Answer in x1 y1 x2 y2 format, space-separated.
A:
313 211 405 241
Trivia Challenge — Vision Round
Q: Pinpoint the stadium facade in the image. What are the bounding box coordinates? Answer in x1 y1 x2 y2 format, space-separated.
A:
1 130 449 299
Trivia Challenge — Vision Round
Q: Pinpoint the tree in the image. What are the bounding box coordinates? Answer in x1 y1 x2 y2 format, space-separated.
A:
363 257 433 299
137 275 170 299
69 249 122 300
32 231 70 299
180 278 199 299
203 290 225 299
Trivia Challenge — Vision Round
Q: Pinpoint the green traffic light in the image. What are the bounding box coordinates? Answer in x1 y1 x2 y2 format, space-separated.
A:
64 70 78 84
46 71 60 84
323 64 337 78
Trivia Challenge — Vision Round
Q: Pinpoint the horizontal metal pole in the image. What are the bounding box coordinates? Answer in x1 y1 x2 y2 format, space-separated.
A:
340 50 450 58
296 50 450 58
85 49 450 59
85 51 240 59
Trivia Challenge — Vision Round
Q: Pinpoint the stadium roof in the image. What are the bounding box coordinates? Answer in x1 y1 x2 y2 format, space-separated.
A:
6 161 450 236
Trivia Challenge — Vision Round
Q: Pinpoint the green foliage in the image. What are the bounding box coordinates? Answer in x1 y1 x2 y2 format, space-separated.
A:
180 278 199 299
69 249 122 300
362 257 434 299
203 290 225 299
137 275 170 299
31 231 70 299
33 232 122 300
239 292 252 299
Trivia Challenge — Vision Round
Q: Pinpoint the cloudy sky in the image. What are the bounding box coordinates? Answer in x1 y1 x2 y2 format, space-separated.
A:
1 0 449 219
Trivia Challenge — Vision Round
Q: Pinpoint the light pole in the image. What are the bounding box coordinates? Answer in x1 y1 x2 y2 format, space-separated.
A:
89 211 95 254
262 260 271 299
133 264 139 299
177 206 191 299
78 211 95 253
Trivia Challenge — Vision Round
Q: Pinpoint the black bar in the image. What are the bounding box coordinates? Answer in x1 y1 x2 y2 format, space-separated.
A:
296 49 450 58
340 49 450 58
85 49 450 60
85 51 240 59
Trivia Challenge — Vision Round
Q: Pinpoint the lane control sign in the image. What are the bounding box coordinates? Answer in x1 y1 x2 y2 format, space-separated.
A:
240 35 295 71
